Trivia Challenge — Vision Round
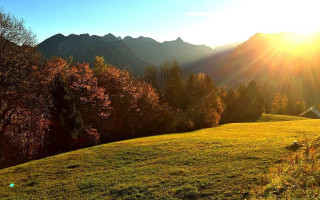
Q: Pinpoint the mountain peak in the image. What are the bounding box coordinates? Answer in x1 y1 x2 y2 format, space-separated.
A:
137 36 157 42
104 33 122 41
49 33 65 40
80 33 90 37
53 33 65 37
175 37 184 42
102 33 121 43
123 36 133 40
104 33 116 38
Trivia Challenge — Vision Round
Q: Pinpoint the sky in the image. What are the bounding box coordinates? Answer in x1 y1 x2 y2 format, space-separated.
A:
1 0 320 47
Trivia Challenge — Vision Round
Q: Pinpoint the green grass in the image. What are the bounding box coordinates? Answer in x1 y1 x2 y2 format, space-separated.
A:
258 114 307 122
253 136 320 199
0 116 318 199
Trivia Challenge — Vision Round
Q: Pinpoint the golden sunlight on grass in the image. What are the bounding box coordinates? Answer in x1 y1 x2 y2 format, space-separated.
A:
0 115 318 199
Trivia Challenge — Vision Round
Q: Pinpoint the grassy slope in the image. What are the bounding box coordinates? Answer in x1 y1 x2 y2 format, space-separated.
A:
0 116 318 199
258 114 307 122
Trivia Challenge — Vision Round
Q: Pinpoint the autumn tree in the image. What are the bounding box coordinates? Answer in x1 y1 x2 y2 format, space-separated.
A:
0 10 50 167
141 61 224 131
181 73 223 130
271 93 289 114
93 56 108 75
93 56 164 141
46 58 111 154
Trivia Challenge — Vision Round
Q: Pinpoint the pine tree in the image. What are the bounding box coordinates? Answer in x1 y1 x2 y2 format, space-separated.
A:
235 81 264 122
46 74 84 154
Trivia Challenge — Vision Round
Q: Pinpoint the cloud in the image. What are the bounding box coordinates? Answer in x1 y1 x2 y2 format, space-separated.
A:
186 12 215 16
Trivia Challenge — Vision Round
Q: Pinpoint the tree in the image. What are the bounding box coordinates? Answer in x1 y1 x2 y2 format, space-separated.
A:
93 56 108 76
236 81 264 121
141 66 159 91
271 93 289 114
46 58 111 154
220 87 239 123
181 73 223 130
163 61 184 109
0 10 36 47
46 73 84 154
93 56 163 141
0 10 49 166
223 81 264 123
286 99 306 116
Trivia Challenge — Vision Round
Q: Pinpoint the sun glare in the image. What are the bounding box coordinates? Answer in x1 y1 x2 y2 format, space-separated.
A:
241 0 320 37
275 1 320 35
184 0 320 47
273 33 318 54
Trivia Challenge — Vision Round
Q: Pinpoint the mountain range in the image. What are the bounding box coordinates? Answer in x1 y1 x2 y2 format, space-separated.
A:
38 33 214 75
122 36 213 66
38 33 148 74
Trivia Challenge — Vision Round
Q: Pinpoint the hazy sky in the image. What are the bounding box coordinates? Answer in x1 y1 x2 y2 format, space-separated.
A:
1 0 320 47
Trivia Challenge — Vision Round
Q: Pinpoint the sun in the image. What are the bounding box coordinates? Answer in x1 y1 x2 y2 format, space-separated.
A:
271 32 319 55
282 33 314 44
256 0 320 53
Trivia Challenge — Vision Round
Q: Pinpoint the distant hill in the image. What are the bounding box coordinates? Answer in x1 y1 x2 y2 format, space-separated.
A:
38 33 149 75
122 36 214 66
186 32 320 104
38 33 214 75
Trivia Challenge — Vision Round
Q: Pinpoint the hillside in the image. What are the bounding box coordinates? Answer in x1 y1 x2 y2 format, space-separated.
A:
257 114 307 122
186 32 320 104
38 33 149 75
0 115 318 199
123 36 214 66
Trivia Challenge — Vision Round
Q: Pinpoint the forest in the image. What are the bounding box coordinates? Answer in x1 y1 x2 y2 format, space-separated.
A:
0 10 315 169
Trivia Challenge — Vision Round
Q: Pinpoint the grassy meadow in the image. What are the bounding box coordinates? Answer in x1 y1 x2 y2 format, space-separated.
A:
0 115 319 199
257 114 307 122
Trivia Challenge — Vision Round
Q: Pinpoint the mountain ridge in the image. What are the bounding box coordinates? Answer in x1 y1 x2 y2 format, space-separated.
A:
122 35 214 66
38 33 149 75
38 33 215 75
